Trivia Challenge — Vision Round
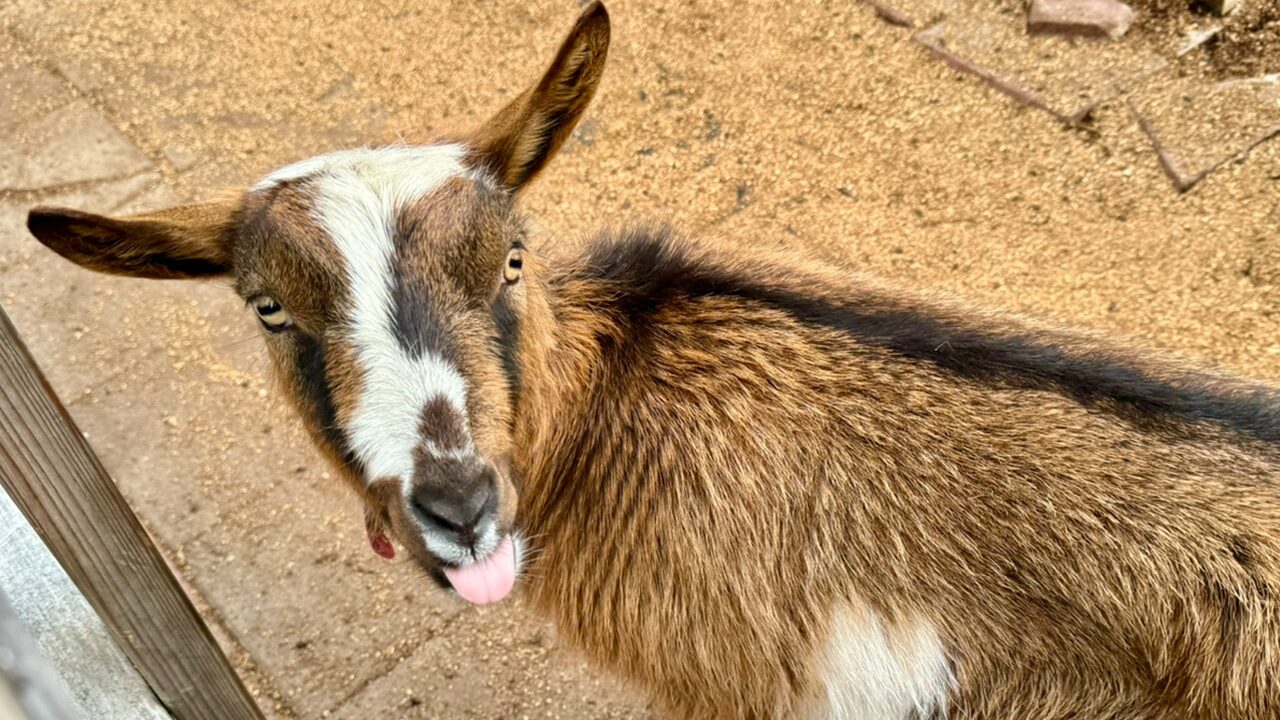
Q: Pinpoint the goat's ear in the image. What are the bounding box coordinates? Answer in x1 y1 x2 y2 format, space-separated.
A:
26 202 236 280
470 1 610 191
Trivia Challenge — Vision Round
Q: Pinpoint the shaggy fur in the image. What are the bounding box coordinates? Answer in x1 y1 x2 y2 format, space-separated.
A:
515 226 1280 718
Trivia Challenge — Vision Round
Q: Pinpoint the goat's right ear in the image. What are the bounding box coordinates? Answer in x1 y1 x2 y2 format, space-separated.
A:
26 202 236 280
469 1 610 191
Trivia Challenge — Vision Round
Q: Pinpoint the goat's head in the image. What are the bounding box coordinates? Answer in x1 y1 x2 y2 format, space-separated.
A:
24 2 611 605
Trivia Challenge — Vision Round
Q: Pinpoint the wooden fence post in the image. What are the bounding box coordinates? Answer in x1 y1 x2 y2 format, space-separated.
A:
0 307 265 720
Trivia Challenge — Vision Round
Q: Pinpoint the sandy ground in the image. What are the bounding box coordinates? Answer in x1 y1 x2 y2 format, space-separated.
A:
1 0 1278 718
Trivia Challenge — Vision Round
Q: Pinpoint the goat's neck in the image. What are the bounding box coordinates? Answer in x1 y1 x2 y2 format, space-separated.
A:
508 266 563 464
506 250 614 542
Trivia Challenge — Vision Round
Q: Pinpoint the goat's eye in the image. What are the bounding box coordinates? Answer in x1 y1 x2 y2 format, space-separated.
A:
503 248 523 284
251 296 292 331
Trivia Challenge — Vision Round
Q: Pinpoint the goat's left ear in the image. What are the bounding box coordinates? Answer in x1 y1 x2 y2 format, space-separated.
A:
26 202 236 280
470 1 610 191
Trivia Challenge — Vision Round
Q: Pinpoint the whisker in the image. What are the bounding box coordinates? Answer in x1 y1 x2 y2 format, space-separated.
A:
215 332 262 351
246 347 270 374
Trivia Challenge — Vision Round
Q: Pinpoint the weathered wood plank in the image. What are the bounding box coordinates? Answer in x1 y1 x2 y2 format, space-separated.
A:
0 307 264 720
0 588 85 720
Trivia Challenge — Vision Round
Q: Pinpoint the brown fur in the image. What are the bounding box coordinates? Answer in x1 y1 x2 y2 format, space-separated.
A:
27 202 234 278
23 3 1280 718
512 227 1280 718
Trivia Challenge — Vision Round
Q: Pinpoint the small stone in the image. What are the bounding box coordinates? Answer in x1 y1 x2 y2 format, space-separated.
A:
1028 0 1136 39
1177 26 1223 57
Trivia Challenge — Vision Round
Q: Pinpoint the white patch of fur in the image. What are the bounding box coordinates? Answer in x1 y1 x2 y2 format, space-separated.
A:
251 145 467 192
277 145 474 488
808 604 953 720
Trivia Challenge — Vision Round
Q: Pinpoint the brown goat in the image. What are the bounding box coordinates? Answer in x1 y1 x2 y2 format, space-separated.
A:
24 3 1280 718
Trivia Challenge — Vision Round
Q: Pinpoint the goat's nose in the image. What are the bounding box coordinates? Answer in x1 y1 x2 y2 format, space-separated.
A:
410 465 498 548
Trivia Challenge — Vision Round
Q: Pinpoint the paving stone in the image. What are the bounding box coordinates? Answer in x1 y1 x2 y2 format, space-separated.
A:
1028 0 1136 39
0 34 73 134
5 1 121 96
330 605 654 720
173 481 471 720
1 175 239 551
1 100 152 191
0 63 69 132
115 180 182 214
1133 73 1280 191
0 172 166 392
914 11 1166 123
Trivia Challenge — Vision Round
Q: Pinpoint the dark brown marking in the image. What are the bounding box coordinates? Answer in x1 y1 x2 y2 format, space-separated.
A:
419 396 468 451
492 278 522 423
387 178 519 361
577 226 1280 443
390 255 451 359
1230 537 1256 569
293 331 361 475
389 190 460 361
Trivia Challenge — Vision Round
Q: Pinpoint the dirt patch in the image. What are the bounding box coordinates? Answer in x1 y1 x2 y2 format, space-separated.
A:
1132 0 1280 78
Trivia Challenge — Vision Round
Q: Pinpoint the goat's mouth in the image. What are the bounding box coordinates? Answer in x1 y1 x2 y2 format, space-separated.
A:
363 478 522 605
423 533 520 605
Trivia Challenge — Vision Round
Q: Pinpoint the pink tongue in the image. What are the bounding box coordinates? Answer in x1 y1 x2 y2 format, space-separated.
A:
444 536 516 605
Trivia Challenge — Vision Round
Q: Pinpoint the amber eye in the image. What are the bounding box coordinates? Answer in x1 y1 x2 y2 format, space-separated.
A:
251 295 293 332
504 248 524 284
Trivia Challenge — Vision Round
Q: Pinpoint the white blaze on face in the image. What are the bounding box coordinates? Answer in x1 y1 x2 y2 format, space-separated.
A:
254 145 475 488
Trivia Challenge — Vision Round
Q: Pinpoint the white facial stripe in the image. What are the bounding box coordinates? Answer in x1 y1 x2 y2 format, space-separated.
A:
277 144 475 486
251 145 467 192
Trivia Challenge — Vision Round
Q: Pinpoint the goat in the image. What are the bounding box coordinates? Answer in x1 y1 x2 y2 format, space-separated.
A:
25 3 1280 718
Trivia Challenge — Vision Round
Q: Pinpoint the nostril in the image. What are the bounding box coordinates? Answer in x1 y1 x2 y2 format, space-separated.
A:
412 497 462 533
